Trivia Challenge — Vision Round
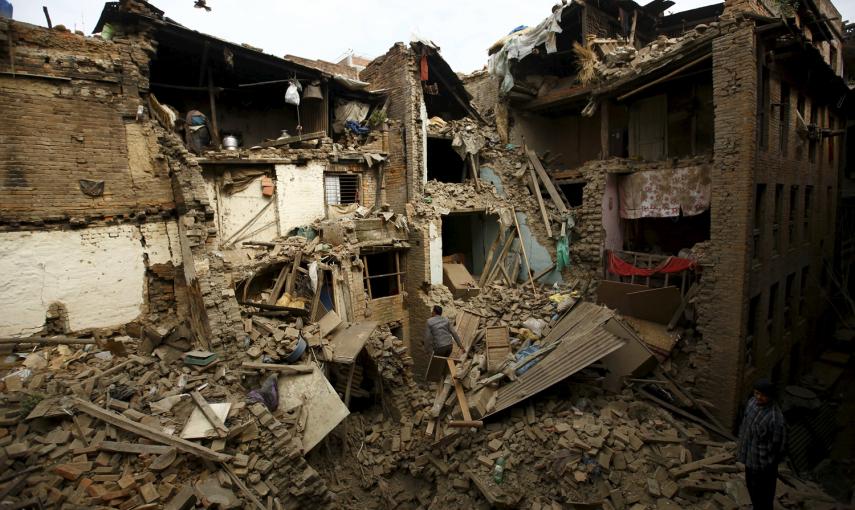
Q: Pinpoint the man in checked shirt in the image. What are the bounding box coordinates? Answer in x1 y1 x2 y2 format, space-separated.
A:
737 379 787 510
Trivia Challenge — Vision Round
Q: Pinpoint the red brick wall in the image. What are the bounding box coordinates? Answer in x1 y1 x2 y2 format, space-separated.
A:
698 20 758 426
698 18 843 427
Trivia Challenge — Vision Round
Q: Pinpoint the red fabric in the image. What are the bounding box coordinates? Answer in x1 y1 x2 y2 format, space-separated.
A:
420 55 429 81
607 252 696 277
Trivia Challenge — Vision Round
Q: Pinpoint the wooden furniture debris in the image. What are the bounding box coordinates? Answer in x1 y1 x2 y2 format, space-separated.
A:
484 326 511 373
326 321 378 364
442 263 480 299
73 398 232 462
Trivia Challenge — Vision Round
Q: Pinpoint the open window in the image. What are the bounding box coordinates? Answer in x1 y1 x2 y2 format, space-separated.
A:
557 181 586 207
427 138 466 183
362 251 403 299
325 174 360 206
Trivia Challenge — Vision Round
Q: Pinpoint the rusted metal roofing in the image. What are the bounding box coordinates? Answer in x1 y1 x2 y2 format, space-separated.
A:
486 302 627 417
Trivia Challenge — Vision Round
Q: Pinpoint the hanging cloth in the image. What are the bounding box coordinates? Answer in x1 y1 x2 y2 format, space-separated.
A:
420 54 429 81
607 251 697 277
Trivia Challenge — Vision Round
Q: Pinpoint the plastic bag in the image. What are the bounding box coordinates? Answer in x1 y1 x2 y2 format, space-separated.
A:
285 83 301 106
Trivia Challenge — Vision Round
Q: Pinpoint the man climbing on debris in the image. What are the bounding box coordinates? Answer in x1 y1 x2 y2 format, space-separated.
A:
736 378 787 510
424 305 464 358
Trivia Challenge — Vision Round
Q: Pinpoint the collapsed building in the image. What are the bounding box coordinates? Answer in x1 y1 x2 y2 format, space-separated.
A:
468 0 853 429
0 0 854 508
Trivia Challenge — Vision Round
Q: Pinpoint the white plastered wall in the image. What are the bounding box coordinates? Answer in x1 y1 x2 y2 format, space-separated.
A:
428 220 443 285
275 162 326 233
0 221 181 337
203 175 278 245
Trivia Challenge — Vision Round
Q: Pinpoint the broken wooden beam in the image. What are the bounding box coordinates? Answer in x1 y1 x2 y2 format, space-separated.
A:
526 146 567 213
73 398 231 463
669 452 733 478
448 420 484 428
0 336 98 346
240 362 314 374
190 391 229 438
512 207 539 297
98 441 173 455
529 164 553 238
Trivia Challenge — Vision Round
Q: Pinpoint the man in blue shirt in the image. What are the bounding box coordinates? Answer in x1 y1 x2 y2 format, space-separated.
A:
737 379 787 510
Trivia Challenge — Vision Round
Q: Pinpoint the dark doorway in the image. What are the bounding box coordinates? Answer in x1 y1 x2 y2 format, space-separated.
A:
441 212 500 277
427 138 466 183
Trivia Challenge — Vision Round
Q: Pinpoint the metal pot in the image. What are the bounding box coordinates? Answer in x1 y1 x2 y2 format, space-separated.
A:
223 135 239 150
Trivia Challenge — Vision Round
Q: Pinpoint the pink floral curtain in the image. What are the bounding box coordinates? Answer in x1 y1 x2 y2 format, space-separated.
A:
618 165 711 219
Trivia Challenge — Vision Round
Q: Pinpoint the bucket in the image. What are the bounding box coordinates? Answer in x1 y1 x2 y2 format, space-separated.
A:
284 336 307 364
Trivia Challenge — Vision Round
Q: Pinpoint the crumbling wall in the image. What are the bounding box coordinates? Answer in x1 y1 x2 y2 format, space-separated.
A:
0 22 171 225
0 222 180 336
0 21 188 338
161 132 245 352
361 43 426 203
383 121 409 212
462 69 500 118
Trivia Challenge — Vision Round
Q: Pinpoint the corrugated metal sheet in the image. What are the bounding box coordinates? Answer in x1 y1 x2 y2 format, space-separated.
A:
487 302 627 417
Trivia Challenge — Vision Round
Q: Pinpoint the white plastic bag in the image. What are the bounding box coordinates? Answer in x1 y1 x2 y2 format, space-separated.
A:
285 83 300 106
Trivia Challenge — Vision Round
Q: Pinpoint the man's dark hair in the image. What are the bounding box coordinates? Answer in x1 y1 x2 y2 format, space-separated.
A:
432 305 443 316
753 378 776 398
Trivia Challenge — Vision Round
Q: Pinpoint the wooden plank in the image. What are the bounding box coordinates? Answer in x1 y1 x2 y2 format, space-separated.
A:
526 147 567 213
637 389 734 440
328 321 378 363
469 153 482 192
451 311 481 357
310 271 325 322
448 420 484 428
478 230 503 286
484 326 511 373
258 131 325 148
0 337 97 345
485 231 516 286
343 362 357 407
669 452 733 478
668 283 699 330
446 359 473 422
207 69 221 149
73 398 231 462
512 207 539 296
98 441 172 455
190 391 229 438
532 263 556 282
223 465 266 510
283 252 302 297
267 263 291 305
529 165 553 237
240 362 314 374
